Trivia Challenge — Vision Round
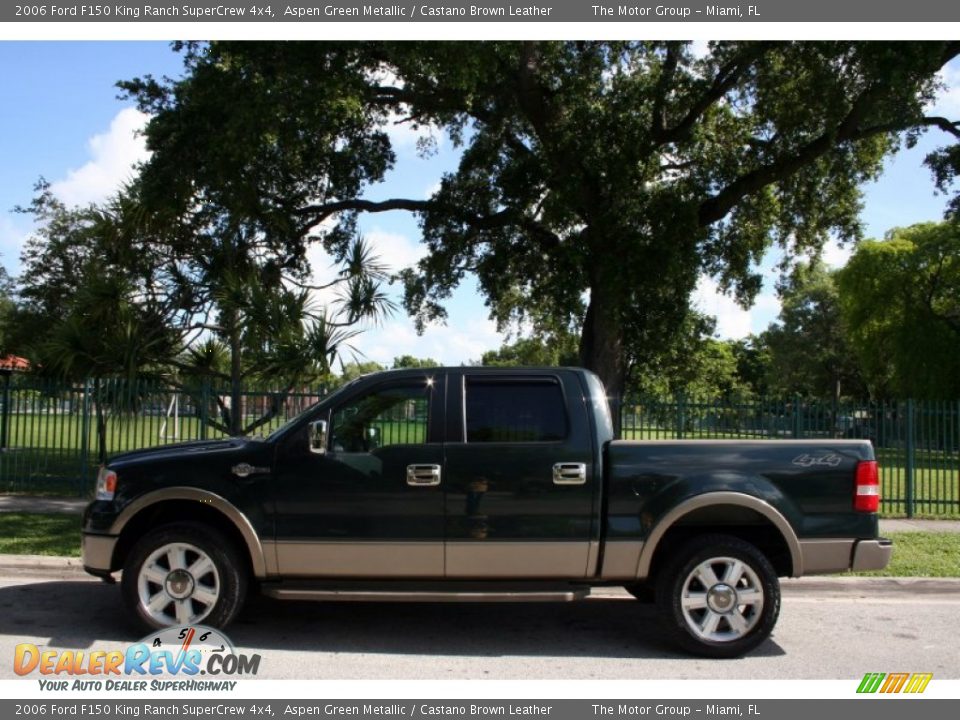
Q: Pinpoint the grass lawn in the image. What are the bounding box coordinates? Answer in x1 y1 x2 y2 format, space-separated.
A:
0 513 81 556
851 531 960 578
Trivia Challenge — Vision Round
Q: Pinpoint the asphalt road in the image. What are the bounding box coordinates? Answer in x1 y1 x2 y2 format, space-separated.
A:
1 562 958 680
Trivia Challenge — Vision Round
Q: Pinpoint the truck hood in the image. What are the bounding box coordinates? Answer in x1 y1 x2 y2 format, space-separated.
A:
107 437 260 468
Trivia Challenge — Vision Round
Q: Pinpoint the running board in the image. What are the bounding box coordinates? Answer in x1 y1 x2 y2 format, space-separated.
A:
261 582 590 603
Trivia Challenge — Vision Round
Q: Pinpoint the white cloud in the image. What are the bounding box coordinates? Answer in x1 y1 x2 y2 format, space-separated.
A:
689 40 711 61
693 274 781 340
929 59 960 118
357 314 506 367
364 227 427 273
822 238 853 269
50 107 150 207
0 216 27 276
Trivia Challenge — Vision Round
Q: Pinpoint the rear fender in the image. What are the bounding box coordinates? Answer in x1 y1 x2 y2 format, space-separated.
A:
637 486 804 579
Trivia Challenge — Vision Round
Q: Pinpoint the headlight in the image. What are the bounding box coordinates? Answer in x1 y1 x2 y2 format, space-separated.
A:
95 466 118 501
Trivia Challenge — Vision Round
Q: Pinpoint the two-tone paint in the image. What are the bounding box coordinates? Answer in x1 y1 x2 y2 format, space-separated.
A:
82 367 891 587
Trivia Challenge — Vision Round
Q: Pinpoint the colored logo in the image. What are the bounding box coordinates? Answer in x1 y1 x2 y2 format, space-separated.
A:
14 625 260 691
857 672 933 694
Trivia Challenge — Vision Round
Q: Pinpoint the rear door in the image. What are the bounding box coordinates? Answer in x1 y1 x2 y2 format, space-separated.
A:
442 370 598 578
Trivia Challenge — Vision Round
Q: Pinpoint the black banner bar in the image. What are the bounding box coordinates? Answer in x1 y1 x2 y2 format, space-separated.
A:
2 700 958 719
5 1 960 23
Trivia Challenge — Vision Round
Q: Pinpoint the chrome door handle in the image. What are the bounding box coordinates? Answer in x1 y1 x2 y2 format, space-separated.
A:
553 462 587 485
407 464 441 487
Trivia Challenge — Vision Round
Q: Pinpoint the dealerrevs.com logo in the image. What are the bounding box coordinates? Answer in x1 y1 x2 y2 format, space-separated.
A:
14 626 261 691
857 672 933 694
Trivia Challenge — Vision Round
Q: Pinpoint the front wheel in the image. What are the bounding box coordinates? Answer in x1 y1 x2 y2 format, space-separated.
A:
121 522 247 632
655 534 780 658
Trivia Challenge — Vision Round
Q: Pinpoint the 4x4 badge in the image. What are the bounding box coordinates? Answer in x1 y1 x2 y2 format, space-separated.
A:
792 453 843 467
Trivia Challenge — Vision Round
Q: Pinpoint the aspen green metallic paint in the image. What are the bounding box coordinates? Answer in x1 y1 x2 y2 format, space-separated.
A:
81 366 890 655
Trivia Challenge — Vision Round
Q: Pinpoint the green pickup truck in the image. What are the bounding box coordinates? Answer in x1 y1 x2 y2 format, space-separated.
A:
82 367 891 657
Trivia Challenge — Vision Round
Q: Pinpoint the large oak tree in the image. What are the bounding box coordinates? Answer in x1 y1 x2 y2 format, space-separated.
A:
125 41 960 425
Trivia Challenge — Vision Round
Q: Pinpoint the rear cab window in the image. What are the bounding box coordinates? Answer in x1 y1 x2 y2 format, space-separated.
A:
464 376 568 443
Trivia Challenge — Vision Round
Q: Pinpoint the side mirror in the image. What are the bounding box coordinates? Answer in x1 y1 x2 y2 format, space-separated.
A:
309 419 328 455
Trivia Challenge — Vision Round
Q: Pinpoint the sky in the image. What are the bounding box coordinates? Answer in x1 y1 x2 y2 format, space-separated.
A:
1 42 958 367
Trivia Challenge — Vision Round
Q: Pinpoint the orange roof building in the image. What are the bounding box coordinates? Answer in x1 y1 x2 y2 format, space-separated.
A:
0 355 29 372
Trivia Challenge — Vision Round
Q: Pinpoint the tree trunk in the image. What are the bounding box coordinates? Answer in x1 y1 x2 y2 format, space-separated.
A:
94 377 108 464
579 282 626 437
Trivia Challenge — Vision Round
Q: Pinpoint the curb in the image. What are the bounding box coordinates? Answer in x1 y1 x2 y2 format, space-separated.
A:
0 553 93 580
781 575 960 596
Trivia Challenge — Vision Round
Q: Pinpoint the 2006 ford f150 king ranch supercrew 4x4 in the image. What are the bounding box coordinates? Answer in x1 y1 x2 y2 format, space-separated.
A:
82 367 891 657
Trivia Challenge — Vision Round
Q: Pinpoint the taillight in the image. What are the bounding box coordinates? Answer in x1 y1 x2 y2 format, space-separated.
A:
854 460 880 513
95 466 118 501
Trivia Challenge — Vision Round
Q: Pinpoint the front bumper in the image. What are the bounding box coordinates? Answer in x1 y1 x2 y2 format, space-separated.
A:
82 532 118 578
851 537 894 571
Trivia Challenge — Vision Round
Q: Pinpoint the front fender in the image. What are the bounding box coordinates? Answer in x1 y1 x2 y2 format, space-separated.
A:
109 487 269 577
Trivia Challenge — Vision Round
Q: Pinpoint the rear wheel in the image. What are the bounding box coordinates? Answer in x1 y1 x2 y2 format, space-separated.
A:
121 522 247 631
655 534 780 658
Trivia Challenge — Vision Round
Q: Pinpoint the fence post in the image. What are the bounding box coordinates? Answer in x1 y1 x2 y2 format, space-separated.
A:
793 395 802 439
199 379 209 441
675 390 685 440
79 378 91 495
905 398 915 518
0 370 11 450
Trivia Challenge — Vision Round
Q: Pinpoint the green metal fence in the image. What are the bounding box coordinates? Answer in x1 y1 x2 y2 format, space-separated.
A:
621 395 960 517
1 374 957 516
0 375 326 497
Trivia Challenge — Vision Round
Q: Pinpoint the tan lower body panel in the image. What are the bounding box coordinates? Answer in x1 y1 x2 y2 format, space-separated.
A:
798 539 855 574
851 539 893 571
598 540 645 580
82 533 118 572
273 541 443 577
444 541 592 578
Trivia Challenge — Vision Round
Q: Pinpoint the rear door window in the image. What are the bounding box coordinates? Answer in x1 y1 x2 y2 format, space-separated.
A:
464 377 567 443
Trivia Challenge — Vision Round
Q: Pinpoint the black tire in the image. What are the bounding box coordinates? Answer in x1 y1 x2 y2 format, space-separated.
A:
654 534 780 658
121 522 248 632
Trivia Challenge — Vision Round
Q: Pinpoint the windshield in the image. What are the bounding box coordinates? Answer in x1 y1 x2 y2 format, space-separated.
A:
263 378 362 443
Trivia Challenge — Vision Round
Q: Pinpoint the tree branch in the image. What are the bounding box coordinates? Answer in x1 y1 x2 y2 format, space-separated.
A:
296 197 432 235
651 41 682 139
242 386 297 435
297 194 561 254
698 75 959 227
854 115 960 141
657 43 770 146
516 41 553 140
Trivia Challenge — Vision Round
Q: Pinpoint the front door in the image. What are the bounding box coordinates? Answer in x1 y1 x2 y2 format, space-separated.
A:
272 375 445 577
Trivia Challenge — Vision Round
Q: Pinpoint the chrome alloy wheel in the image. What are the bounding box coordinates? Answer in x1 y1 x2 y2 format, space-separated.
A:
137 542 221 626
679 556 764 643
